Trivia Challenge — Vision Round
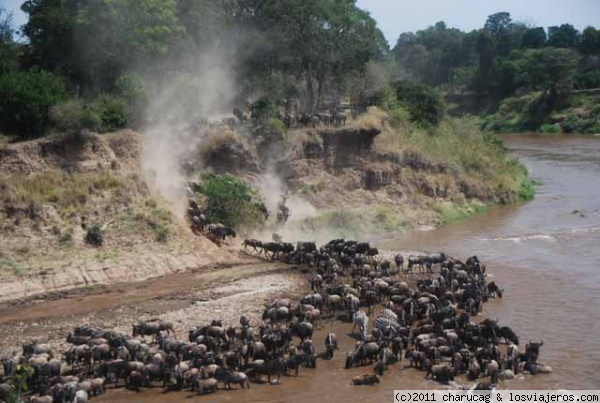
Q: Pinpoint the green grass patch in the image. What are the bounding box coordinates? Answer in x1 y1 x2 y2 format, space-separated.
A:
154 225 169 242
1 258 31 277
297 207 408 238
94 250 119 262
434 201 490 225
0 257 18 270
540 123 561 134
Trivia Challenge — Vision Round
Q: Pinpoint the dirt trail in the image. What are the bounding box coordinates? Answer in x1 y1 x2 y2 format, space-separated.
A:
0 258 301 354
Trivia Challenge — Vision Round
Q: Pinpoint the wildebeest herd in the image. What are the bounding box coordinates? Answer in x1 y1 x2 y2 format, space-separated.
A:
286 111 347 129
187 197 238 244
0 239 550 402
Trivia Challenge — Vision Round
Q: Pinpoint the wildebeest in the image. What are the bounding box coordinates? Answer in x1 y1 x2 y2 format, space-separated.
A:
351 374 379 385
425 363 454 384
193 377 219 394
242 239 263 252
132 319 174 341
246 357 287 384
324 333 338 359
215 368 250 389
208 224 236 241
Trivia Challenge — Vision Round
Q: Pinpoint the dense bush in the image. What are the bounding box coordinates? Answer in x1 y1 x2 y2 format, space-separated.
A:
481 92 544 132
250 97 277 124
196 174 266 229
116 74 148 126
256 118 286 141
94 94 129 131
561 115 596 133
50 99 86 134
574 70 600 90
393 80 445 127
0 69 66 138
49 95 129 134
540 123 561 133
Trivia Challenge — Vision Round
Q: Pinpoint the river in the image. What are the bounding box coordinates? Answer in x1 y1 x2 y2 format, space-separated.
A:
99 134 600 402
382 133 600 390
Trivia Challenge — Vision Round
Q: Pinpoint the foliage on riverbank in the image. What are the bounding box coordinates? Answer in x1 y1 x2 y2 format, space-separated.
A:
481 92 600 134
281 107 534 239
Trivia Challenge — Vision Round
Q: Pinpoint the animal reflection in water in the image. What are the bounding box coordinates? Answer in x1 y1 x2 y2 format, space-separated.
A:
0 240 551 401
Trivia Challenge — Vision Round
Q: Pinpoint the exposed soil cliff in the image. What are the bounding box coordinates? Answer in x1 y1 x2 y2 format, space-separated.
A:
258 110 529 241
0 109 530 301
0 131 252 302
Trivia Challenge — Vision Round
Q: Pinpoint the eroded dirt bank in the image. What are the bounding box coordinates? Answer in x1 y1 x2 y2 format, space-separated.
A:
0 259 302 353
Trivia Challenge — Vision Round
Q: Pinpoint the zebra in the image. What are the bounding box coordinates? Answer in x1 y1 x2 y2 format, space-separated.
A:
376 308 398 323
352 310 369 341
374 317 402 335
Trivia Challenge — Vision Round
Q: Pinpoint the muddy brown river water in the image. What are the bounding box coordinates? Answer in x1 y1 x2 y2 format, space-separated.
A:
92 134 600 401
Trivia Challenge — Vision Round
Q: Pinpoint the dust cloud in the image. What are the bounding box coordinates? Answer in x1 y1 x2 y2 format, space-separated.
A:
141 48 237 217
138 48 338 242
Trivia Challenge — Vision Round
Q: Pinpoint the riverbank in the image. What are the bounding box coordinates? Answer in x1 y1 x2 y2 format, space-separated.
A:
0 109 533 302
381 133 600 390
270 109 534 242
479 92 600 135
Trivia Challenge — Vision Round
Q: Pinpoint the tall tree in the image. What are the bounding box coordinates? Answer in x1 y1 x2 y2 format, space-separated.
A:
580 26 600 56
0 7 18 73
517 47 579 106
484 12 512 36
522 27 547 49
258 0 387 113
393 22 474 86
20 0 81 78
548 24 580 48
21 0 183 94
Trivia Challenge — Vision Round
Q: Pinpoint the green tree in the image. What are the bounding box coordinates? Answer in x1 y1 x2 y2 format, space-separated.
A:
522 27 547 48
75 0 182 93
258 0 387 113
0 8 19 74
116 74 148 126
475 30 495 92
197 174 266 229
22 0 183 94
517 48 579 107
483 12 519 57
580 26 600 56
484 12 512 36
393 80 445 127
548 24 580 48
0 68 67 138
20 0 82 80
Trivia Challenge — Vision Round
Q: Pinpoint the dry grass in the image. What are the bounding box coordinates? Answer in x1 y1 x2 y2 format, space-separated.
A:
197 128 245 156
0 170 123 210
0 166 180 271
278 107 533 238
354 106 388 131
372 108 532 204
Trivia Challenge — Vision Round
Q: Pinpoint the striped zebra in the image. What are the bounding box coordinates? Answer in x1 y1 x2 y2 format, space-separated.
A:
374 317 401 332
376 308 399 323
374 309 402 335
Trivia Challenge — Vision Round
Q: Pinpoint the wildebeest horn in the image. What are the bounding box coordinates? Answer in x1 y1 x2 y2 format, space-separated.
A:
540 340 544 346
529 339 532 345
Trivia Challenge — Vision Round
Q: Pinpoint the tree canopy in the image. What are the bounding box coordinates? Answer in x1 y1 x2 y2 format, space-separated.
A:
0 3 597 138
